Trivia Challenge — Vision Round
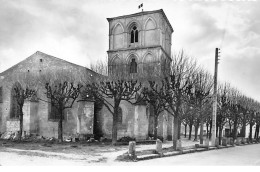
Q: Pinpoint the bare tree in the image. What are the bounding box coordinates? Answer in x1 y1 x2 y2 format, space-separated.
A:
142 81 167 140
164 51 198 150
11 73 37 140
254 112 260 140
82 61 142 145
216 83 230 144
190 70 213 143
228 89 243 140
40 70 82 142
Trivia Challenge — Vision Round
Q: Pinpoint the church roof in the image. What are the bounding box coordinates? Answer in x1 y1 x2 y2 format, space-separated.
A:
0 51 97 78
107 9 174 33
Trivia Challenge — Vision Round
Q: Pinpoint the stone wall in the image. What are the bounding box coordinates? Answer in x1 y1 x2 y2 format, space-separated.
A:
107 10 173 76
0 52 97 138
108 10 173 56
98 100 150 140
133 105 149 141
6 120 19 132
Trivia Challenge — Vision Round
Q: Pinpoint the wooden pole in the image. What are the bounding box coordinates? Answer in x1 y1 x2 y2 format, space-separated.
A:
211 48 219 146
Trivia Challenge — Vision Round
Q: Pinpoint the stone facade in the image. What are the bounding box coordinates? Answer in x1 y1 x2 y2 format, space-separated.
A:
107 9 173 76
0 52 96 138
97 9 174 141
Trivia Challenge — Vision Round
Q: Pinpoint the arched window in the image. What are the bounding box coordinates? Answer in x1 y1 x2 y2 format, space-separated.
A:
129 58 137 73
111 56 122 75
130 26 138 43
143 53 156 74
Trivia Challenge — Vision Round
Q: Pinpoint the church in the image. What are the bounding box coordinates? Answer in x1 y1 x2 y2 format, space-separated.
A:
0 9 175 141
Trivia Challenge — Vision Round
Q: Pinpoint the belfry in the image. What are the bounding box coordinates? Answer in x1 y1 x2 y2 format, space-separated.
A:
107 9 173 76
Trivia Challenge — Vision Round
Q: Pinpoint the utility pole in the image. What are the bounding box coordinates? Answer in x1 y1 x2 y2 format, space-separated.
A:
211 48 220 146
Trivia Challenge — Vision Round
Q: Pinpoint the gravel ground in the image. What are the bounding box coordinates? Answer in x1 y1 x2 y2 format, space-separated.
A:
0 137 201 165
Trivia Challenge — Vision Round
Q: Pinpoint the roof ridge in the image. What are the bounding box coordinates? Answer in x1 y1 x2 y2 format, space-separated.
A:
0 51 96 76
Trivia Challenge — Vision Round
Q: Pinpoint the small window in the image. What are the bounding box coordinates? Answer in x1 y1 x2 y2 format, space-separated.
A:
48 100 64 121
40 59 43 62
49 103 63 120
130 58 137 73
10 83 22 119
130 26 138 43
28 70 30 72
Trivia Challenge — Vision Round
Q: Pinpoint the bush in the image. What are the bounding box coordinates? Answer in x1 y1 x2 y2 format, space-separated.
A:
118 136 136 142
157 136 164 142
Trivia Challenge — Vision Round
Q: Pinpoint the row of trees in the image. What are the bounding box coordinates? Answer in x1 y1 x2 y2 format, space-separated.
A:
10 51 260 149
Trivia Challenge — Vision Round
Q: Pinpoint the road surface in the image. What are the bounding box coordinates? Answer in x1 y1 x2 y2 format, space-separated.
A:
135 144 260 166
1 144 260 166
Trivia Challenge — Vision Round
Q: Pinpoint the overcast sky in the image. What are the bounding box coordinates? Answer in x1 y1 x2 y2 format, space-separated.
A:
0 0 259 101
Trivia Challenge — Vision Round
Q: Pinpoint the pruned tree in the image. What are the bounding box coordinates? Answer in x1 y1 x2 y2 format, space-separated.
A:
228 89 243 140
45 81 82 142
83 79 142 145
163 51 198 150
239 96 252 138
40 70 83 142
254 112 260 140
246 98 258 141
203 101 212 139
191 70 213 143
142 81 167 139
216 83 230 144
180 102 194 138
82 60 143 145
11 73 37 140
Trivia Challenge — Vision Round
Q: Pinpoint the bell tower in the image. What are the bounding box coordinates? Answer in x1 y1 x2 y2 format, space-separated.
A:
107 9 173 77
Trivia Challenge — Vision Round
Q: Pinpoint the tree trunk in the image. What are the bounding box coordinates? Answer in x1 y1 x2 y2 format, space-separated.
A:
184 124 187 138
199 118 204 144
173 116 179 150
19 107 23 141
194 122 199 141
206 123 209 138
233 113 238 140
219 126 222 145
188 123 193 140
153 115 159 140
255 124 259 139
249 123 253 141
58 109 63 142
229 122 232 138
216 123 219 137
178 119 181 139
209 120 212 139
241 114 246 137
112 103 119 145
256 125 260 139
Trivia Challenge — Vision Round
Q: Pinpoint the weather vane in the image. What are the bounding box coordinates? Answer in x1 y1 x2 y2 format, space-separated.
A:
138 3 143 12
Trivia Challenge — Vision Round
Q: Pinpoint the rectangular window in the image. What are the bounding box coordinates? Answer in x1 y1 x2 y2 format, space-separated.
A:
48 102 64 121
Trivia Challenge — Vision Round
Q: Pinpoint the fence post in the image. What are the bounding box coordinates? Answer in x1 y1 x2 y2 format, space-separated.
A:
128 141 136 159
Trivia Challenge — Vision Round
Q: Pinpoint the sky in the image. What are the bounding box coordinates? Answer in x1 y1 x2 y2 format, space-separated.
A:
0 0 259 101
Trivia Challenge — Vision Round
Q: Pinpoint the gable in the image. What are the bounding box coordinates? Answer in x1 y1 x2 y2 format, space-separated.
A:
0 51 98 83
